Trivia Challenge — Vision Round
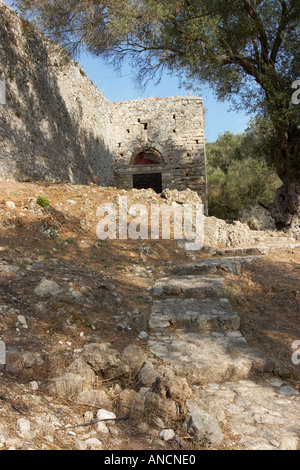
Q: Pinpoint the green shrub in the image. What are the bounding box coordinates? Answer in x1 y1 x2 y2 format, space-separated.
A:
36 195 50 208
206 131 281 218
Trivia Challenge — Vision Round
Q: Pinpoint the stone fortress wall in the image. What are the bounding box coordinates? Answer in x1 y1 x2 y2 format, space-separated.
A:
0 1 115 186
0 1 207 204
113 97 207 198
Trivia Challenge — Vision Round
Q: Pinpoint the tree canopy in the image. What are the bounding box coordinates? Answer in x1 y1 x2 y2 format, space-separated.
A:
16 1 299 110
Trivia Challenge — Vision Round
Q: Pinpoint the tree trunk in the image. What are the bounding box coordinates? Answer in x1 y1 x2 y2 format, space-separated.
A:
271 138 300 238
270 129 300 238
271 175 300 236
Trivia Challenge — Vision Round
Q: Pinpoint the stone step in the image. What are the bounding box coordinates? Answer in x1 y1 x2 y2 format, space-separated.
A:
264 242 300 250
148 330 275 385
252 236 298 245
149 297 240 332
190 378 300 450
153 275 226 299
175 256 260 277
216 246 270 256
216 243 300 257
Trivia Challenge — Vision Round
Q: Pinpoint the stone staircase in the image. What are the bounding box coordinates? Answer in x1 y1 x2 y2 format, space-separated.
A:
148 252 300 450
175 256 262 276
250 233 300 248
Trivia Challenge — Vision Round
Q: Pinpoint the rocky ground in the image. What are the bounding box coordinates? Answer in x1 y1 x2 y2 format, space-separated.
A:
0 181 299 450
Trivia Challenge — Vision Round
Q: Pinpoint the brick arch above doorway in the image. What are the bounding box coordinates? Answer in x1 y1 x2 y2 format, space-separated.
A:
130 147 166 166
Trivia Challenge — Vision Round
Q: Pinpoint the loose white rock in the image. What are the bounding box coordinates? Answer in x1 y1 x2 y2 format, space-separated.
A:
74 440 88 451
96 421 109 434
85 438 103 450
159 429 175 441
29 381 39 391
280 436 299 451
16 419 31 433
6 201 16 210
17 315 28 329
96 409 116 422
138 331 148 340
34 279 62 297
96 409 116 434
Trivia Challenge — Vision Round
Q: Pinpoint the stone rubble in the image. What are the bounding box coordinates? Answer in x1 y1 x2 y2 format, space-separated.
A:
239 202 277 231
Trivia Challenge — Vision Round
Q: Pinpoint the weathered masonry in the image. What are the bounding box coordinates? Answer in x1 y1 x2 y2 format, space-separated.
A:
113 97 207 201
0 1 207 205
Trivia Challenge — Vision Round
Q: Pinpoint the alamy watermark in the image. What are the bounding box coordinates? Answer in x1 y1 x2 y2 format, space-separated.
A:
0 80 6 105
292 340 300 366
96 196 204 250
0 340 6 366
292 80 300 105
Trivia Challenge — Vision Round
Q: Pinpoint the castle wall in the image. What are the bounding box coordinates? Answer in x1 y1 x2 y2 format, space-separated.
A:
0 1 115 186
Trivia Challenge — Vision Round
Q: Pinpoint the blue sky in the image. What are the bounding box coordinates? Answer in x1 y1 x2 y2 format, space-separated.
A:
5 0 252 142
79 53 252 143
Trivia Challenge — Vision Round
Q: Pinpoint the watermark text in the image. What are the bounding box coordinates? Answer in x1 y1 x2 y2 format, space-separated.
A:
0 340 6 366
292 80 300 105
292 340 300 365
0 80 6 105
96 196 204 250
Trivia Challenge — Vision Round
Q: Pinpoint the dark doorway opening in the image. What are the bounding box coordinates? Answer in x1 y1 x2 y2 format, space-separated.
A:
133 173 162 194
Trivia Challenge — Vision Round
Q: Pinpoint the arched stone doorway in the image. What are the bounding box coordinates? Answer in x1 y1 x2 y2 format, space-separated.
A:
132 148 163 193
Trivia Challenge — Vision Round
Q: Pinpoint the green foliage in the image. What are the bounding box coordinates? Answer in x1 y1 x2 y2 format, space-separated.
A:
206 130 281 218
36 195 50 208
205 131 244 173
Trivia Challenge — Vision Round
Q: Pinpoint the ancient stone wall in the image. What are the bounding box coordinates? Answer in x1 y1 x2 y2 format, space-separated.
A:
0 1 115 186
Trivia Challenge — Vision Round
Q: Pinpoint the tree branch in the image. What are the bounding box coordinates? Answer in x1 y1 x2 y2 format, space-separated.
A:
241 0 270 64
270 0 289 64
